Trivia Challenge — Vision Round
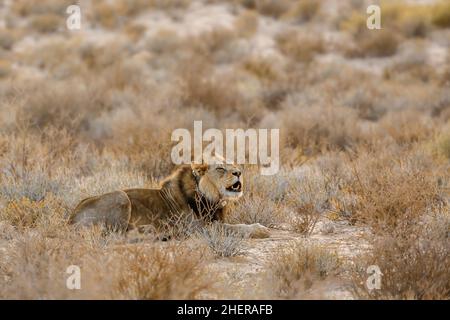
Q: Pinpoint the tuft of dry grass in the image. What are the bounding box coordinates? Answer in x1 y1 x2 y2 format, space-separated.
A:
431 1 450 28
111 243 215 299
284 0 320 23
346 30 399 58
234 9 259 37
0 59 12 77
254 0 291 18
265 242 341 299
276 30 324 64
199 224 244 257
12 0 72 16
351 213 450 299
0 29 17 50
30 14 62 33
347 147 444 234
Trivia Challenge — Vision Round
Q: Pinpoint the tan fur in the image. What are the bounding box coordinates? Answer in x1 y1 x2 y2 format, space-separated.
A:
70 162 270 238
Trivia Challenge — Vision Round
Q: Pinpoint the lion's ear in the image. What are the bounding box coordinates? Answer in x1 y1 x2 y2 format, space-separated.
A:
191 163 208 177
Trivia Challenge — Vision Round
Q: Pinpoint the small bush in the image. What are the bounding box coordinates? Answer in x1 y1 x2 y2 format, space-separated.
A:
346 30 399 58
234 9 259 37
432 1 450 28
266 242 341 299
0 59 12 77
13 0 72 16
111 243 214 299
30 14 62 33
255 0 291 18
229 196 282 227
284 0 320 23
0 30 16 50
199 224 244 257
241 56 280 82
351 214 449 299
349 148 442 233
276 30 324 63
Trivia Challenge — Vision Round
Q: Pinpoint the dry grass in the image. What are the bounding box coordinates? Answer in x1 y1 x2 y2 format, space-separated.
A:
111 242 215 299
432 1 450 28
30 14 62 33
0 0 448 300
265 242 341 299
199 224 244 257
284 0 321 23
351 213 449 299
276 30 325 64
346 30 400 58
347 147 444 233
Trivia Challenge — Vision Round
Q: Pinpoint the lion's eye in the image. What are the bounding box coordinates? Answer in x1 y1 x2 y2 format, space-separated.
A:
216 167 225 173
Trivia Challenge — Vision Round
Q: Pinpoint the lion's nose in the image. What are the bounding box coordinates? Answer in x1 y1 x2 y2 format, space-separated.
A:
232 171 241 177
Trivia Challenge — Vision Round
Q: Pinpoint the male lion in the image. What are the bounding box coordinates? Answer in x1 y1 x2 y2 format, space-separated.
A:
70 162 270 238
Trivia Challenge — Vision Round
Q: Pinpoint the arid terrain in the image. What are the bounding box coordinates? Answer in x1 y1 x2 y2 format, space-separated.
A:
0 0 449 299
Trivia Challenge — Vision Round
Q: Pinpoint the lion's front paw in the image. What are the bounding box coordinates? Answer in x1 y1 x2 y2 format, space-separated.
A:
248 223 271 239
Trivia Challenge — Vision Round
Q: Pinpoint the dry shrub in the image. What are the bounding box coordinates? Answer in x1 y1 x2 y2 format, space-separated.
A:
241 55 280 82
105 110 176 179
280 103 363 155
158 210 204 240
147 0 190 10
15 82 100 134
344 87 386 121
255 0 291 18
342 3 432 39
379 109 435 145
431 1 450 28
351 213 449 299
349 148 443 233
276 30 324 64
340 11 368 38
284 0 320 23
266 242 341 299
383 47 437 83
111 243 214 299
396 7 431 38
115 0 153 17
290 198 320 236
0 195 68 232
430 128 450 160
346 30 399 58
124 23 147 41
0 230 103 299
0 29 16 50
0 59 12 77
92 3 122 29
30 14 62 33
199 223 244 257
234 9 259 38
178 57 243 113
382 2 432 38
0 231 216 299
285 168 330 234
188 28 238 61
0 156 68 203
229 196 282 227
12 0 72 16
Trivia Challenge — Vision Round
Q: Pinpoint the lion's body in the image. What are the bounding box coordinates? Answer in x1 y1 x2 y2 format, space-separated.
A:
70 163 270 238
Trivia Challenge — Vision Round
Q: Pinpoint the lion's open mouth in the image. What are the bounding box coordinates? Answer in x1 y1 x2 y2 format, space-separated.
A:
226 181 242 192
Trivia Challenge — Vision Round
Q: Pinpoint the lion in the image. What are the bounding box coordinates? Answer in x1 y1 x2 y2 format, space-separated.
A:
70 162 271 239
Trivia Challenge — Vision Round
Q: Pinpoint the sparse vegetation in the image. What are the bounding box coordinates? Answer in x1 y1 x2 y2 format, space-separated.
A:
265 242 341 299
0 0 448 300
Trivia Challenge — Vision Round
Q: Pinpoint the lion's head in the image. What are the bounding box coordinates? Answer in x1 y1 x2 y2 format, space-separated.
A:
191 162 243 202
